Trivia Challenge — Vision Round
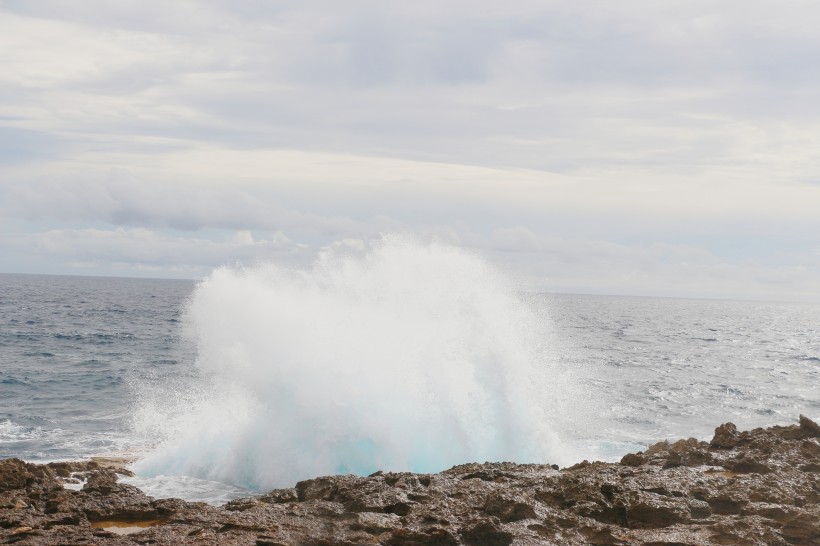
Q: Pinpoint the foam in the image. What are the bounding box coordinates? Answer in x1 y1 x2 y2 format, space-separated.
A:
132 236 578 491
0 420 43 441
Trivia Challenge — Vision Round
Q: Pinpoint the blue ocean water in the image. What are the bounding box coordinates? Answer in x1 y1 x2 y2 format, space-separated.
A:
1 267 819 501
545 293 820 459
0 274 195 460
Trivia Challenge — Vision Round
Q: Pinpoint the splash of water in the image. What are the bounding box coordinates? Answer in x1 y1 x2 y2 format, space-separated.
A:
132 237 577 491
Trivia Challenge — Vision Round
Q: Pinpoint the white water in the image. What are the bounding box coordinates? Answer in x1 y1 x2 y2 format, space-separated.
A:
132 237 581 491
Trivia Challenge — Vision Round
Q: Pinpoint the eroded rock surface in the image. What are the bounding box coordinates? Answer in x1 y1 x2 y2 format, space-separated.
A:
1 416 818 545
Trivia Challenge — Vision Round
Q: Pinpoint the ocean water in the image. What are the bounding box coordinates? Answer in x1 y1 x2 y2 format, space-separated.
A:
1 242 819 503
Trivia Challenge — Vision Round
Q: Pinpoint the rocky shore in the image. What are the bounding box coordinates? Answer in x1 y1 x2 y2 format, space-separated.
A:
1 417 819 545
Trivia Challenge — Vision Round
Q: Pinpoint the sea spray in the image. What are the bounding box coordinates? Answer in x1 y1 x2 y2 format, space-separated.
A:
132 237 578 491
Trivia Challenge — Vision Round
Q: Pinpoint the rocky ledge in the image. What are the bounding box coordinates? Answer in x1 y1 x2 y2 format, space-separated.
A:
1 417 819 545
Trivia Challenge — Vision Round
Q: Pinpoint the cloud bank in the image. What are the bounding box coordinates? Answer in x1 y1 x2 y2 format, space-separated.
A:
1 1 819 301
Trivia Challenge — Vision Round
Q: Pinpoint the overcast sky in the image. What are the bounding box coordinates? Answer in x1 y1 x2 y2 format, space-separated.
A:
1 1 819 301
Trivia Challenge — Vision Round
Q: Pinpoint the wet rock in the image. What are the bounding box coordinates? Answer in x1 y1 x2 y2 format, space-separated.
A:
2 417 820 544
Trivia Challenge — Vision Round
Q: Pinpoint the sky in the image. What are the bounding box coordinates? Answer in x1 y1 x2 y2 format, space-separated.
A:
1 0 819 301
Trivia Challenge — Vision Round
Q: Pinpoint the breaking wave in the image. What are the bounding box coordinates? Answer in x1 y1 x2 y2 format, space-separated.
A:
132 237 577 491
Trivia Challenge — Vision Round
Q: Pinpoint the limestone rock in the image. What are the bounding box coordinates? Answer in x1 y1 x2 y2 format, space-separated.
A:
710 422 739 448
1 416 819 544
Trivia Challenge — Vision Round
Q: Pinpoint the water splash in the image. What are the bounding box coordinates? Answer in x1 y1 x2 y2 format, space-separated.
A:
132 237 577 491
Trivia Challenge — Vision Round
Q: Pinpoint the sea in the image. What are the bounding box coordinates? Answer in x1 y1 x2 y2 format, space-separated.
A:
1 245 819 504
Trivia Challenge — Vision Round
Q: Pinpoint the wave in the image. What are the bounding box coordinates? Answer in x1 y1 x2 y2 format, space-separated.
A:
0 419 46 442
132 236 579 491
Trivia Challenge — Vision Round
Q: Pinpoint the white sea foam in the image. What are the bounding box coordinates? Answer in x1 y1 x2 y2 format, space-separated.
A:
121 474 252 506
0 420 45 441
132 236 579 491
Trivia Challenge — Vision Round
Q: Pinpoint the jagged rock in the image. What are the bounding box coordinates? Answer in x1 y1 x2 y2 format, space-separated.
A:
0 458 58 492
710 422 740 448
799 414 820 438
1 417 819 544
483 491 537 521
620 452 645 467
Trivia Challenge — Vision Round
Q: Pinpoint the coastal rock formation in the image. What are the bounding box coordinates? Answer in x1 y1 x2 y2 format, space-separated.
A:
1 416 819 545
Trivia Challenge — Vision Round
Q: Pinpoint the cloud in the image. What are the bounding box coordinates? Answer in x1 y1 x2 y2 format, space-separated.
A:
4 224 815 302
1 161 383 236
5 1 820 173
0 128 59 165
1 2 820 301
4 147 818 238
476 232 820 302
1 227 313 276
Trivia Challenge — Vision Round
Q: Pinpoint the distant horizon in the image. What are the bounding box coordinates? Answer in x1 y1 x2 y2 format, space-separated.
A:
3 268 817 307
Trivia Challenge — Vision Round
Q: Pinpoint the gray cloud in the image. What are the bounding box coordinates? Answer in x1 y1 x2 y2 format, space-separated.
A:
6 1 820 176
2 173 385 238
0 227 314 277
1 1 820 300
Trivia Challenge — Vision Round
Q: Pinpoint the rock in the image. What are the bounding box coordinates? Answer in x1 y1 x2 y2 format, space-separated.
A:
0 458 59 492
259 488 298 504
620 452 645 467
799 414 820 438
711 422 740 448
724 459 773 474
460 519 512 546
483 491 537 521
623 491 691 528
781 510 820 545
2 418 819 544
82 468 121 493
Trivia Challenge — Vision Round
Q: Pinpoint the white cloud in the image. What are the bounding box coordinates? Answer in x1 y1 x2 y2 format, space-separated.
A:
1 227 312 276
2 1 820 300
1 221 818 301
477 234 820 302
4 148 818 234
